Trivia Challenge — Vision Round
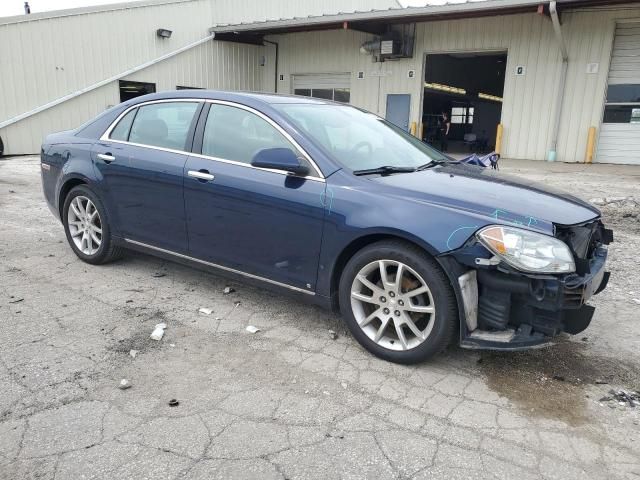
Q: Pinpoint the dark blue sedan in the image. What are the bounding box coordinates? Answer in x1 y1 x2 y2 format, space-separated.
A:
41 91 612 363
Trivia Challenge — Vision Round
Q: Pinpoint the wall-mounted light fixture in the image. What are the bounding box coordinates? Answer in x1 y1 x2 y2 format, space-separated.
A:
156 28 172 39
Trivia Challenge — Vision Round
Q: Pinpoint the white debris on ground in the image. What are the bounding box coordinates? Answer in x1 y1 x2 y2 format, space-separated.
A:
589 196 638 207
129 350 138 358
245 325 260 334
149 323 167 341
118 379 132 390
198 307 213 315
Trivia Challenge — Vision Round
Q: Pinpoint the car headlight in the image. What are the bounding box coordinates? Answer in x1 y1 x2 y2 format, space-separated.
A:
476 225 575 274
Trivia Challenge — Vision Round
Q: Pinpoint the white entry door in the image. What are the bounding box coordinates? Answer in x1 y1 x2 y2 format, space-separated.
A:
597 22 640 164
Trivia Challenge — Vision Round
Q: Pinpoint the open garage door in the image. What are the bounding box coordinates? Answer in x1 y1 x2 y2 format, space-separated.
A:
422 52 506 156
292 73 351 103
597 23 640 165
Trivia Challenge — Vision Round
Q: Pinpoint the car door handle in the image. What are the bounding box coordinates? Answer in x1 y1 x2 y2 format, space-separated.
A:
187 170 215 182
97 153 115 164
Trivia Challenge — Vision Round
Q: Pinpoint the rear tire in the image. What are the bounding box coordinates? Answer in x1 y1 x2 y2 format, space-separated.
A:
339 240 458 364
62 185 124 264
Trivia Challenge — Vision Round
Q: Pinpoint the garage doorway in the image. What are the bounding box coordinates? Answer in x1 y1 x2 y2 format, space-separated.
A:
422 52 506 155
119 80 156 102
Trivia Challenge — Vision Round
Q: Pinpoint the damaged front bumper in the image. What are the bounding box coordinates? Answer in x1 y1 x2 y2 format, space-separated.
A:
442 224 612 351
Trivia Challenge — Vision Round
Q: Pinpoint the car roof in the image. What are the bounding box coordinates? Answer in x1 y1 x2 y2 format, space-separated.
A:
127 90 334 107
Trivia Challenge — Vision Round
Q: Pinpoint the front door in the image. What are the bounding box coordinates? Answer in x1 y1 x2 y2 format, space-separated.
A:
386 94 411 131
92 100 201 252
184 102 326 292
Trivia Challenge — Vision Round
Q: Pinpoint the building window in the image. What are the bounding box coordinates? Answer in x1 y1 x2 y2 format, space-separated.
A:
603 84 640 124
294 88 351 103
451 107 474 124
119 80 156 102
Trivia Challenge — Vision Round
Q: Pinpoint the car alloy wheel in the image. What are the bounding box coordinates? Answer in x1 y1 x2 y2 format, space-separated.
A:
67 195 102 255
350 259 436 351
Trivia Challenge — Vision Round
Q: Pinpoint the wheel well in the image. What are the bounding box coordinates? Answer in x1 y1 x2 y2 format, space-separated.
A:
330 234 433 311
58 179 86 218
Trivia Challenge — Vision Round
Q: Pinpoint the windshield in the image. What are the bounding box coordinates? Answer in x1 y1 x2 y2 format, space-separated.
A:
273 104 449 171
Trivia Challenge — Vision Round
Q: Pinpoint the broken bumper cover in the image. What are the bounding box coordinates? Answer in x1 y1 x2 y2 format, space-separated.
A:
454 246 610 351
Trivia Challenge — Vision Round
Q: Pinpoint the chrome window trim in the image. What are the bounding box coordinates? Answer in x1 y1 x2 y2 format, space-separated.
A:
186 152 324 182
99 97 325 182
124 238 315 295
202 99 324 179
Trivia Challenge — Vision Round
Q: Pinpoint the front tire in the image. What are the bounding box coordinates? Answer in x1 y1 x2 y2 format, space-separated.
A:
339 240 458 364
62 185 124 264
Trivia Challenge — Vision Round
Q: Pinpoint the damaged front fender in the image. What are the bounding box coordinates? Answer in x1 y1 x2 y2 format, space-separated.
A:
440 221 612 351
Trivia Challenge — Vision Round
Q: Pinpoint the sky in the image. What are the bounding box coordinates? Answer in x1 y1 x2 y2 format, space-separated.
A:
0 0 447 19
0 0 131 18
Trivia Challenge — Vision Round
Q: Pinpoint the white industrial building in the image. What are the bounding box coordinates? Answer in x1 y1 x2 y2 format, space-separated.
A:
1 0 639 164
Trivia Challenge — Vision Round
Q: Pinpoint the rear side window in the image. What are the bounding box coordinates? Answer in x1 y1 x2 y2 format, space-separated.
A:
128 102 199 151
109 108 137 141
202 104 302 165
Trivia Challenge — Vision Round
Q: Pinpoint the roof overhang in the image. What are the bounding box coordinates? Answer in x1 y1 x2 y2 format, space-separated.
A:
210 0 639 43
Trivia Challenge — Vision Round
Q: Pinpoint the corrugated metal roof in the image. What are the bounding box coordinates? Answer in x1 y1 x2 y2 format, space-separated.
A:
209 0 633 33
210 0 527 30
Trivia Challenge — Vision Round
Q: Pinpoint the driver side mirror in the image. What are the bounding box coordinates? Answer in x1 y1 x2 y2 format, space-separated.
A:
251 148 309 176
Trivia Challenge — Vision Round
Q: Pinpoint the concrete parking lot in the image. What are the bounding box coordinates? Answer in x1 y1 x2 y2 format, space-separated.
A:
1 156 639 480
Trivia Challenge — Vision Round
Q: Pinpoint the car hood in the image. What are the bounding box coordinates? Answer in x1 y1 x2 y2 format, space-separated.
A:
369 163 600 231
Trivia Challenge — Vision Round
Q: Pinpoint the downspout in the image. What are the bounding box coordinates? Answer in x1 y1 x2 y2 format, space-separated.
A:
263 39 279 93
548 0 568 162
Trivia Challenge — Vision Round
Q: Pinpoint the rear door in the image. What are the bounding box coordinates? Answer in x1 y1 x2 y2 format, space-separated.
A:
93 100 202 252
183 102 326 292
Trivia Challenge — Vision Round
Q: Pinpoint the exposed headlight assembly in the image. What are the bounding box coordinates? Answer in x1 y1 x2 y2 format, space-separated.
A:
476 225 575 274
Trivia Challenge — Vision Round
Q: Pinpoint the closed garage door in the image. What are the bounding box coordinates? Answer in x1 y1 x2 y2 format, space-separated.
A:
597 23 640 164
292 73 351 103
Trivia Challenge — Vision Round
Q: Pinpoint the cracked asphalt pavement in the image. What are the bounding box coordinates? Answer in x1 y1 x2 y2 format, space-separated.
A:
1 156 640 479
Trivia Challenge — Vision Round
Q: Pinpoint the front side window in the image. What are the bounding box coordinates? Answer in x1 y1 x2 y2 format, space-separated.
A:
274 104 447 171
202 104 303 165
128 102 199 150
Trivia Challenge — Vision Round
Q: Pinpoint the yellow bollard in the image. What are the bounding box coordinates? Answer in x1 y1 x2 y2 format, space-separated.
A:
495 124 504 155
410 121 417 136
585 126 596 164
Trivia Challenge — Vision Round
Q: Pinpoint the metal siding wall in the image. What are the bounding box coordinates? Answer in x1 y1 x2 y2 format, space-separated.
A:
123 40 264 92
0 83 119 155
0 0 401 154
0 0 214 123
275 7 640 162
0 40 264 154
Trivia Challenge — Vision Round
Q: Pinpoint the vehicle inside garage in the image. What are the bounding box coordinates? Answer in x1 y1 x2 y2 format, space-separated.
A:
422 52 507 155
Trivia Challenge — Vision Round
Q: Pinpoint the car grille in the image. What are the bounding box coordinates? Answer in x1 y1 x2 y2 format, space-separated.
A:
555 221 599 260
